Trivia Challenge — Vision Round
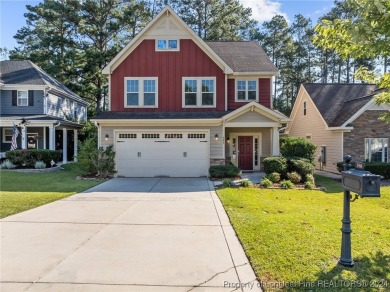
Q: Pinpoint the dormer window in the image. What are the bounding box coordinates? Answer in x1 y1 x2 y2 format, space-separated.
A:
156 39 179 51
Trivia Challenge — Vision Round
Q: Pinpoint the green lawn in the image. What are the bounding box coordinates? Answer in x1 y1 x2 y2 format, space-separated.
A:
0 164 105 218
217 175 390 291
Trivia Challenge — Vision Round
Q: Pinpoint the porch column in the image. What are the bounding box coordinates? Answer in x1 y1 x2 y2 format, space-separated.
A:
62 128 67 164
21 126 27 149
49 126 55 150
43 127 47 149
272 127 280 156
73 129 78 162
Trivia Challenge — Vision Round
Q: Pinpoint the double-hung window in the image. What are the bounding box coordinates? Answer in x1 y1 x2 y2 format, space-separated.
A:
125 77 158 107
236 80 258 101
2 128 13 143
365 138 388 162
17 90 28 106
183 77 216 107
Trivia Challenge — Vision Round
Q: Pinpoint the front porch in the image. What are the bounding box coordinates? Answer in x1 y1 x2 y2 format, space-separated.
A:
0 115 81 164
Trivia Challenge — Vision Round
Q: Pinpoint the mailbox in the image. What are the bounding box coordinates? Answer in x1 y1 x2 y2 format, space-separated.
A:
342 168 381 197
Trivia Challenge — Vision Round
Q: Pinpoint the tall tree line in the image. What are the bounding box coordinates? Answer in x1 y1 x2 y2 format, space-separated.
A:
8 0 388 117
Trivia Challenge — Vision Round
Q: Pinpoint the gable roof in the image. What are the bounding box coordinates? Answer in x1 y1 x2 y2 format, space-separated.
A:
0 60 88 105
206 41 278 74
303 83 379 127
103 6 233 75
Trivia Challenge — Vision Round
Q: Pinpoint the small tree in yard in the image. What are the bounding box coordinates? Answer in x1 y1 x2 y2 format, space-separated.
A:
78 138 115 178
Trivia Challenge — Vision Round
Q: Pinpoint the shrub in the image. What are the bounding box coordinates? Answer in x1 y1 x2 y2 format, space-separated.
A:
34 161 46 169
306 174 315 184
267 172 281 183
78 138 116 178
305 181 315 190
287 158 315 181
280 136 316 163
223 178 234 188
209 164 240 178
263 156 287 176
1 160 16 169
260 178 272 188
5 149 61 168
280 180 294 189
240 179 253 188
287 171 302 184
364 162 390 179
336 161 357 172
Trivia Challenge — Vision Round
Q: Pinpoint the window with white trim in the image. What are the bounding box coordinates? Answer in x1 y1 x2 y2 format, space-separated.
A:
236 80 258 101
365 138 388 162
17 90 28 106
125 78 158 107
303 100 307 116
156 39 179 51
183 77 216 107
2 128 13 143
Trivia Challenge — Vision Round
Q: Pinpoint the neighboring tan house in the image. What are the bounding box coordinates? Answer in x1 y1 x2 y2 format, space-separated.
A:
286 83 390 173
0 60 89 163
92 6 289 177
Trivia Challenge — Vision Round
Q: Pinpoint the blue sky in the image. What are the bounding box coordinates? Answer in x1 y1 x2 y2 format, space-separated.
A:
0 0 335 50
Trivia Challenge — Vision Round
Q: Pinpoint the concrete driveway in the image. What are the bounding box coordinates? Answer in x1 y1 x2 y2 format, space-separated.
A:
1 178 260 291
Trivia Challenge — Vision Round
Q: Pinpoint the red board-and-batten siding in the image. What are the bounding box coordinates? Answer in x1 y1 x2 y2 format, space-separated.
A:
227 78 271 110
110 38 272 111
111 39 225 111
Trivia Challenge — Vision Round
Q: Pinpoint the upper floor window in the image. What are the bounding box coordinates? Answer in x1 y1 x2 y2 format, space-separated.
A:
303 100 307 116
17 90 28 106
365 138 388 162
125 77 158 108
156 39 179 51
236 80 258 102
183 77 216 108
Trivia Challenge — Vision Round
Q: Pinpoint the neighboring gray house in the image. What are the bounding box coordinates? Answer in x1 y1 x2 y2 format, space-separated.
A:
286 83 389 173
0 60 89 163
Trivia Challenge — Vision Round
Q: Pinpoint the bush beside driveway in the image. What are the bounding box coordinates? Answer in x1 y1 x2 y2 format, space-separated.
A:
0 163 105 218
217 175 390 290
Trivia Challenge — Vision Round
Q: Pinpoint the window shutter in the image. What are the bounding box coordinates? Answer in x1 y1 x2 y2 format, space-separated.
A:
28 91 34 106
12 90 17 106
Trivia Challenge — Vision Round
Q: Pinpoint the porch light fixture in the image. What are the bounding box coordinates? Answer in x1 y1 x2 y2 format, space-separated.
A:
214 134 219 141
105 134 109 141
227 137 230 143
19 118 30 126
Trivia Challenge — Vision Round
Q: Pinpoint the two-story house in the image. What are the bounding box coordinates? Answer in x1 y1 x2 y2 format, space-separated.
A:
0 60 89 163
92 6 289 177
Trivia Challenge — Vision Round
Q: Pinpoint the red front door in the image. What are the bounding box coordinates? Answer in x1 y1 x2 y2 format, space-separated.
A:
238 136 253 170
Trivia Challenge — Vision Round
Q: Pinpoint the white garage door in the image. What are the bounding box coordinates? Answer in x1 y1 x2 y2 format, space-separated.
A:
115 131 209 177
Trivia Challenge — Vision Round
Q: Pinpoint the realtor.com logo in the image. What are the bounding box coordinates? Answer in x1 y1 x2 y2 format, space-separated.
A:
223 280 389 290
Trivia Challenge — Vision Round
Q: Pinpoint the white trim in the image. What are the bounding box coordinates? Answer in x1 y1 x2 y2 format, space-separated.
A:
102 6 233 75
235 79 258 102
21 126 27 149
231 72 278 76
2 127 13 143
222 101 289 122
341 98 375 127
182 77 217 108
92 119 222 125
365 138 389 163
226 122 279 128
124 77 158 108
270 77 273 109
155 38 180 51
17 90 29 106
108 75 111 111
43 127 46 149
229 133 262 171
1 85 48 90
224 74 228 111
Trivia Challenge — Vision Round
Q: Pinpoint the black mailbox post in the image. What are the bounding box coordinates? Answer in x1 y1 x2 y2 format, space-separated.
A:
338 155 381 267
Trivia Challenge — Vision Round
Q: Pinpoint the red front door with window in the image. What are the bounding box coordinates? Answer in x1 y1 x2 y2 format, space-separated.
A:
238 136 253 170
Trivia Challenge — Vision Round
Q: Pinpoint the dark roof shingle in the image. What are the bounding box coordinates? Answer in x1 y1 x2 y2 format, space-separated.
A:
0 60 87 104
206 41 278 73
94 111 231 120
303 83 379 127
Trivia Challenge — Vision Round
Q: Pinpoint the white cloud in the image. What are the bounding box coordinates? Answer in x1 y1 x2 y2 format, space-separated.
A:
239 0 289 24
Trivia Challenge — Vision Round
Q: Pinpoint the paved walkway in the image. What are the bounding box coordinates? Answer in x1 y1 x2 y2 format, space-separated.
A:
1 178 260 291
